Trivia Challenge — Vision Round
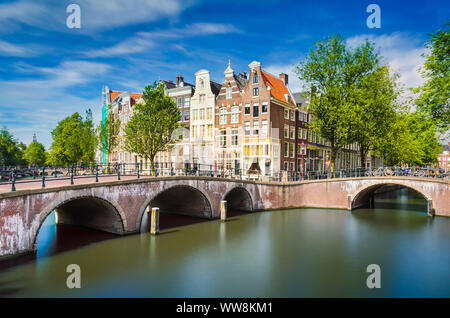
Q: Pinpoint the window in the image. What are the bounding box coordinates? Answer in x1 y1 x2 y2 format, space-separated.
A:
184 96 190 108
193 109 198 120
253 87 259 97
177 97 183 107
231 129 238 146
284 125 289 138
253 75 258 84
231 106 239 124
226 87 232 99
207 108 212 120
200 108 205 120
284 162 288 171
244 104 250 115
290 110 295 121
219 108 227 125
290 126 295 139
220 130 226 147
284 142 289 157
245 121 250 135
183 110 190 121
284 109 289 119
261 119 268 137
208 124 213 137
199 79 205 89
253 120 259 135
262 102 268 113
200 94 205 103
298 129 302 139
290 143 295 158
253 103 259 117
290 162 295 171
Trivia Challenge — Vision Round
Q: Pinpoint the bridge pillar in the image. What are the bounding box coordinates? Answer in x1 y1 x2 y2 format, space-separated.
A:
427 199 435 217
220 200 227 222
150 207 160 235
347 195 352 210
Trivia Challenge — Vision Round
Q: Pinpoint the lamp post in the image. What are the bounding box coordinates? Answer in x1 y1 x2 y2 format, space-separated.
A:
301 141 306 180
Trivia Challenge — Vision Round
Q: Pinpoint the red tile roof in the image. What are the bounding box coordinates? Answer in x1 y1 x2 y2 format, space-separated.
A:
109 90 142 106
261 71 295 106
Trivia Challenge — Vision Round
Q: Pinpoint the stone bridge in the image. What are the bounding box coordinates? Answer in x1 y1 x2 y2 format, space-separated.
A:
0 176 448 258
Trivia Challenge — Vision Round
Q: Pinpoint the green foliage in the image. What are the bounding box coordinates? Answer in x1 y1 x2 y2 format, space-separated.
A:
124 82 181 170
295 35 382 169
25 141 47 165
98 104 121 164
0 127 26 166
354 65 404 166
414 20 450 130
47 110 97 164
374 110 442 166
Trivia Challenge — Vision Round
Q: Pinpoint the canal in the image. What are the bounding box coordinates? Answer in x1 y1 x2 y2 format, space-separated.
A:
0 187 448 297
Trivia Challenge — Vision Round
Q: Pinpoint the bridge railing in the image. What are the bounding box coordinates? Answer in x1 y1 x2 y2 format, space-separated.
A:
0 163 448 192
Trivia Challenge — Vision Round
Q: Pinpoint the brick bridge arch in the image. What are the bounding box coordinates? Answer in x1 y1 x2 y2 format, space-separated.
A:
136 184 214 232
30 194 127 250
221 186 254 212
348 179 438 215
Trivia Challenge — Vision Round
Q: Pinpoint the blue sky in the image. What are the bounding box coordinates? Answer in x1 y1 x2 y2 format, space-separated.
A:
0 0 448 148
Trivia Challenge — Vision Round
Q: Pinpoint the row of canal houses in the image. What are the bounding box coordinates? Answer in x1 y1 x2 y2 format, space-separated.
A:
100 61 364 178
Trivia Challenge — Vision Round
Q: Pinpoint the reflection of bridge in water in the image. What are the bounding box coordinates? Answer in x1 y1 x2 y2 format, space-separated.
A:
0 176 448 258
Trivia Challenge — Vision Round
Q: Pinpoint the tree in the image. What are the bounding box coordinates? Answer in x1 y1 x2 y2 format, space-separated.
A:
47 110 97 164
25 141 47 165
295 35 381 171
98 104 121 165
375 110 441 166
353 65 403 167
414 20 449 130
0 127 26 166
124 82 181 172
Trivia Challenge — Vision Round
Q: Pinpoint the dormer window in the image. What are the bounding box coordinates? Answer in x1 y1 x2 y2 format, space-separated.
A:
253 87 259 97
253 75 258 84
226 87 232 99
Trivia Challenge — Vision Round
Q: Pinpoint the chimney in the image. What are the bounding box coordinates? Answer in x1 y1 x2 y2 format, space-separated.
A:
279 73 288 85
176 75 184 87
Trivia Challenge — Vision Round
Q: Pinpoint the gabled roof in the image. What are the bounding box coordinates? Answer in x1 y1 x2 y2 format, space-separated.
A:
109 90 142 106
234 74 248 91
210 81 222 96
261 71 295 106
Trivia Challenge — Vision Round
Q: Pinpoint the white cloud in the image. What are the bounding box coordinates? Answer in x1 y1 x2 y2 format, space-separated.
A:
0 60 110 147
0 40 45 57
346 32 427 90
0 0 198 33
264 63 306 94
86 23 241 57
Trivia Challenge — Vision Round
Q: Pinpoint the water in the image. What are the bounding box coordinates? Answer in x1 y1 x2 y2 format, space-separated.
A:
0 188 448 297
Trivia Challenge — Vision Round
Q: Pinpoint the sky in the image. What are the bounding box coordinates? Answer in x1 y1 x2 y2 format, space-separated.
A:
0 0 448 148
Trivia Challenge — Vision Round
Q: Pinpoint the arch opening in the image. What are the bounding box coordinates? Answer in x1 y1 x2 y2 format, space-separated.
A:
141 186 213 231
223 187 253 216
351 183 430 214
33 196 125 256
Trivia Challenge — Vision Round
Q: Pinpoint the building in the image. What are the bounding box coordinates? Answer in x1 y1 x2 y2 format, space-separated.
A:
154 75 195 169
438 142 450 171
214 61 248 175
101 86 143 166
190 69 222 167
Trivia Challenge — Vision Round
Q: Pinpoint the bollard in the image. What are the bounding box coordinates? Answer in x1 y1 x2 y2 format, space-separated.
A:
220 200 227 222
11 172 16 192
41 168 46 188
118 164 121 180
70 166 74 185
95 165 99 182
137 166 140 179
150 207 160 235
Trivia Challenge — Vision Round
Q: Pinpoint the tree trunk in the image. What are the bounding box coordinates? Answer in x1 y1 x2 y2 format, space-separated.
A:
360 146 367 168
150 157 155 176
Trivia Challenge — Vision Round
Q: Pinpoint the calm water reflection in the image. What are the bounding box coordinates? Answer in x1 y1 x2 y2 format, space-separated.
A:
0 188 448 297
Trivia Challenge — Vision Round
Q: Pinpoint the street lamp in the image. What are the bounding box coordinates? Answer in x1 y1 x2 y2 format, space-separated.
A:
301 141 306 180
